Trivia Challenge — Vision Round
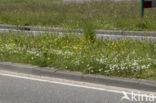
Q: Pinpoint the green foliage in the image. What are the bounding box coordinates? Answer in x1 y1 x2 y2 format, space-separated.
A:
0 0 59 3
83 22 96 43
0 1 155 30
0 32 156 80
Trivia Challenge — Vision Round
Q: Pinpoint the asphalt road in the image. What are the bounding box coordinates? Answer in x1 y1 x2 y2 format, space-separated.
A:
0 72 155 103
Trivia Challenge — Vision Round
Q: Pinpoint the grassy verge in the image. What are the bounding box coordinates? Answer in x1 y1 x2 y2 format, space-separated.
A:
0 0 59 3
0 32 155 80
0 1 156 30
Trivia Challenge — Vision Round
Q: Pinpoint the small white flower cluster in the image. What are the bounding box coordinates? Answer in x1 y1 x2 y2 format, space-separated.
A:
94 54 154 74
0 43 22 54
51 49 73 56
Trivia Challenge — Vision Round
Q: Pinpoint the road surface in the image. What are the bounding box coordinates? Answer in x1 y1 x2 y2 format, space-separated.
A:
0 71 155 103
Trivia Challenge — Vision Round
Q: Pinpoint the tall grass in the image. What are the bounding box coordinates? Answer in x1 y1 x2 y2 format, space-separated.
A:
0 1 155 30
83 22 96 43
0 0 58 3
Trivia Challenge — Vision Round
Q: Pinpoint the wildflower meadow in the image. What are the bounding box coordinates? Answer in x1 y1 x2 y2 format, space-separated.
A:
0 32 155 80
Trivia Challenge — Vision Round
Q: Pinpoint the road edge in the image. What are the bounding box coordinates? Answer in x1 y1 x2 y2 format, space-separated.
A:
0 24 156 36
0 62 156 92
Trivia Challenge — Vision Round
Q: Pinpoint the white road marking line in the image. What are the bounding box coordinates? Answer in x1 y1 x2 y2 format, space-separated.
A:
0 72 122 93
0 72 155 98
